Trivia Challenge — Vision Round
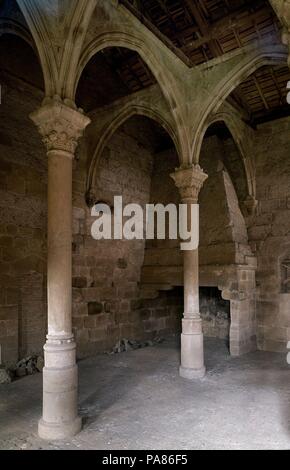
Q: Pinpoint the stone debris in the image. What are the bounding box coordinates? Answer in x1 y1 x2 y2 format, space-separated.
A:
15 365 26 378
0 366 13 384
109 337 164 355
4 355 45 382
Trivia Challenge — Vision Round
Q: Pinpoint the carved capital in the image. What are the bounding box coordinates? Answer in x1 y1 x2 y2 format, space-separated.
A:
30 97 91 155
170 165 208 203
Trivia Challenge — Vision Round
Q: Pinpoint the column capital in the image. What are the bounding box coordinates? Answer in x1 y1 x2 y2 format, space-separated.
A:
170 164 208 203
30 97 91 155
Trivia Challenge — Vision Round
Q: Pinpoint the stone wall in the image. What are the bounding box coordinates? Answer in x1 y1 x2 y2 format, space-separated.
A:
199 135 252 266
140 287 183 338
0 74 183 364
141 134 256 351
1 71 289 364
72 117 170 359
142 135 253 269
248 117 290 352
140 285 231 344
200 287 231 340
0 74 46 365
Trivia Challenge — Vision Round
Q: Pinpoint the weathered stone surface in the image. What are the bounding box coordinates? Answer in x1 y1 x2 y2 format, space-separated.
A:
36 356 44 372
117 258 127 269
0 48 289 365
72 277 87 288
12 355 44 378
88 302 103 316
110 337 163 355
252 119 290 352
0 366 12 384
15 365 26 378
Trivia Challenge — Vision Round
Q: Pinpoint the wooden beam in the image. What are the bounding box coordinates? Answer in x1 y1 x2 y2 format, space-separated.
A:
252 105 290 125
184 5 273 51
183 0 222 56
252 75 269 110
155 0 180 38
228 90 252 121
119 0 193 67
233 28 243 48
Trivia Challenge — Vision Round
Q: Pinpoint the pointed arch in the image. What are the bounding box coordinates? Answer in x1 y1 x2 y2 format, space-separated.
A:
75 31 180 113
15 0 58 96
86 102 180 197
194 104 256 202
192 44 287 163
58 0 97 101
0 18 35 50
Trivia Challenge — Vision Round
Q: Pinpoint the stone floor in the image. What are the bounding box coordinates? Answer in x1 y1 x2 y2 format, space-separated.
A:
0 337 290 450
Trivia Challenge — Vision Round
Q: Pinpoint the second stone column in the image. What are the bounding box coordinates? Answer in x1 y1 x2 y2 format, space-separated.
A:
171 165 208 379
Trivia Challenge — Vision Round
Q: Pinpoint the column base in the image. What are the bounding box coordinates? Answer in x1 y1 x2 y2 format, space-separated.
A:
38 416 82 441
180 318 206 380
179 365 206 380
39 337 81 440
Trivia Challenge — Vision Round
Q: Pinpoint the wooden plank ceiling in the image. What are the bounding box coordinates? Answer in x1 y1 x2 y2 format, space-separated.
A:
103 0 290 125
126 0 280 63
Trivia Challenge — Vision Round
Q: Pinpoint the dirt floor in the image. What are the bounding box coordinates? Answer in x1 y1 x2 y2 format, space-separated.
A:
1 337 290 450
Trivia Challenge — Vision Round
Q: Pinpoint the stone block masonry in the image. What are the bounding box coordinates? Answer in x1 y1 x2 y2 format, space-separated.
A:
71 118 182 358
0 76 176 364
250 118 290 353
0 72 289 365
0 75 47 365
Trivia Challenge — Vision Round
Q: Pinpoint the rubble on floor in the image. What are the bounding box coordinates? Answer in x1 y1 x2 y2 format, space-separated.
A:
0 356 44 384
12 355 44 378
109 337 165 354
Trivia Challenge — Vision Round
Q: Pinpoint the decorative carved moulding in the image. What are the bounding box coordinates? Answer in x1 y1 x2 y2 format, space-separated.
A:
30 96 91 155
170 164 208 203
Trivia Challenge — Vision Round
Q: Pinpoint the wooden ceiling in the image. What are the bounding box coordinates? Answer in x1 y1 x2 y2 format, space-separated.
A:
1 0 290 126
234 64 290 124
124 0 280 64
105 0 290 125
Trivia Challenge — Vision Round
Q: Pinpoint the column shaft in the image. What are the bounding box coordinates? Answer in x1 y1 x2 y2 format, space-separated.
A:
47 150 73 337
171 165 208 379
30 98 90 440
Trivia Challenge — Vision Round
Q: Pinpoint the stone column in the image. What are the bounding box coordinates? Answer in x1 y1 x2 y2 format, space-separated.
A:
171 165 208 379
30 98 90 440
